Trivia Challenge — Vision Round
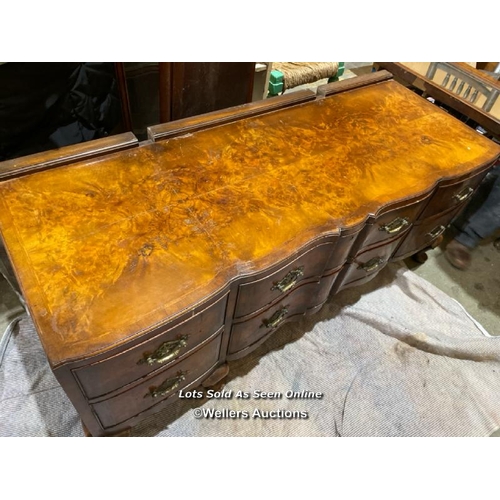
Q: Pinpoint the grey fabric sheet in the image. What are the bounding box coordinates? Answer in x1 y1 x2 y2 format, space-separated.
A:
1 263 499 437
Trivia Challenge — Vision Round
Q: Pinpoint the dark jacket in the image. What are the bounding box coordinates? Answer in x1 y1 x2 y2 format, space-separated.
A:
0 62 121 161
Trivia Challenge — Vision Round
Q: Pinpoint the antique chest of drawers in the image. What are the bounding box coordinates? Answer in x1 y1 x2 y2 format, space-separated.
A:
1 71 499 436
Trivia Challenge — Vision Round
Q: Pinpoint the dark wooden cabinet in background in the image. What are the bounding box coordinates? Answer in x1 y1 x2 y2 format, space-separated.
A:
116 62 255 138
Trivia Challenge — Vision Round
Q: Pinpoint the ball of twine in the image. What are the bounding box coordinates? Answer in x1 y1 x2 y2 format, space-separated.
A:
273 62 340 91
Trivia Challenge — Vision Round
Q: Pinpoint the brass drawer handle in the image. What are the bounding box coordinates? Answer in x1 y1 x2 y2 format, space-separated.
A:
272 266 304 293
146 371 186 399
379 217 409 234
357 257 384 273
261 306 289 329
426 225 446 240
138 335 189 366
453 186 474 203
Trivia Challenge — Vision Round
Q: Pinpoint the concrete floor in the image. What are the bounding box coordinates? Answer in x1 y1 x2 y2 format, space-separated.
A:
408 234 500 336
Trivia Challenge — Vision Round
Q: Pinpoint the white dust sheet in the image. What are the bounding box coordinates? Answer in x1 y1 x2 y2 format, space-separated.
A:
1 264 499 437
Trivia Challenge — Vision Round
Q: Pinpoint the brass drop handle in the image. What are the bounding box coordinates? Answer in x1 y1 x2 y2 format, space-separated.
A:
453 186 474 203
146 371 186 399
272 267 304 293
358 257 384 273
379 217 409 234
426 225 446 240
261 306 289 329
138 335 189 366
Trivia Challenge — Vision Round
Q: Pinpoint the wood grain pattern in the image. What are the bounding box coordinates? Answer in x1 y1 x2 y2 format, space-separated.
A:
0 80 499 370
147 89 316 141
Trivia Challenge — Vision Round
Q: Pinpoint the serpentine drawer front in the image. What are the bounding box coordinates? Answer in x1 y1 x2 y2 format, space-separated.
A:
393 206 465 260
92 332 223 430
360 196 430 249
339 233 409 290
73 293 228 399
233 239 337 319
229 272 338 356
418 167 488 219
0 72 499 436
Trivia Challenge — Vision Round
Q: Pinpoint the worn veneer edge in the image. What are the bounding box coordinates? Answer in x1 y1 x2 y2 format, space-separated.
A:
316 70 394 97
0 132 139 181
147 89 317 141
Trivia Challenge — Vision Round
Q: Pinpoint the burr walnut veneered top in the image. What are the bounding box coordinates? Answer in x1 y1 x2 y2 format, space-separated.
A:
0 80 498 365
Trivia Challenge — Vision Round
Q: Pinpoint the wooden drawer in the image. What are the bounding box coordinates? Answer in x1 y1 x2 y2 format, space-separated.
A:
234 240 336 318
418 170 487 219
393 206 463 260
229 273 338 356
92 331 222 430
74 294 228 399
362 196 429 248
340 232 408 286
324 229 362 271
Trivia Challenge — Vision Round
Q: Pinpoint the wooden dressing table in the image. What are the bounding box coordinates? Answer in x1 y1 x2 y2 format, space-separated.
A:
1 72 499 436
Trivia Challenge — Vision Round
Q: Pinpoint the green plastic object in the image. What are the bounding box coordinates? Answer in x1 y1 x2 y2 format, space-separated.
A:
328 62 345 83
268 69 284 96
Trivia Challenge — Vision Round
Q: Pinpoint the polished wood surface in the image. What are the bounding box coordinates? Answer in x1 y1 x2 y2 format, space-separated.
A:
0 78 499 373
